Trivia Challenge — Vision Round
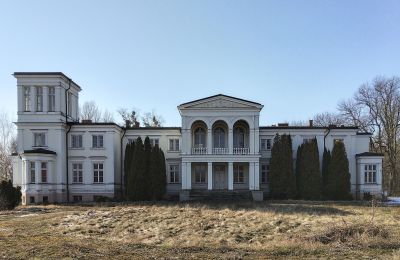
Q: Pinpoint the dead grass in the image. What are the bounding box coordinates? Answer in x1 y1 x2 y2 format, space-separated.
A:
0 201 399 259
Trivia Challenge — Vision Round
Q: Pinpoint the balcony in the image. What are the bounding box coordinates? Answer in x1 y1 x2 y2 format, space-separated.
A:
212 147 229 155
192 147 208 154
233 147 250 155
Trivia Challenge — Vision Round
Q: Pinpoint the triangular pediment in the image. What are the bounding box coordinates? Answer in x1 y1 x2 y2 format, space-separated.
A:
178 94 263 110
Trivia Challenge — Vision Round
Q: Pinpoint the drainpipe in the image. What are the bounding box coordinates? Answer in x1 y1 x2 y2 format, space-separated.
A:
323 126 331 151
120 127 126 199
65 79 72 203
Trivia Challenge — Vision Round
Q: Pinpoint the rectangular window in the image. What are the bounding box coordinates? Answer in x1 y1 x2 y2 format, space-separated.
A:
261 164 270 183
29 196 35 204
260 138 272 151
150 138 159 147
36 86 43 112
71 135 83 148
93 163 104 183
169 139 179 151
34 133 46 147
67 92 73 116
169 164 180 183
23 86 31 111
41 162 47 183
30 162 36 183
194 164 206 183
48 87 55 112
234 164 244 183
73 195 82 202
43 196 48 203
72 163 83 183
364 164 377 184
92 135 104 148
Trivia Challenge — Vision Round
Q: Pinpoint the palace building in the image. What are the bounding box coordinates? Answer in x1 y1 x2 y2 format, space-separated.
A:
11 72 384 204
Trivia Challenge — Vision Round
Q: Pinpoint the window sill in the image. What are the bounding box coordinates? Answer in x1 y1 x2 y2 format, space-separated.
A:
92 182 105 184
91 147 105 150
364 183 378 185
70 147 84 150
32 146 48 149
71 182 84 184
168 150 180 153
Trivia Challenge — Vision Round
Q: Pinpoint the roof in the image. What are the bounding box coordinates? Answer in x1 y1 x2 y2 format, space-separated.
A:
22 148 57 155
179 94 263 107
69 122 122 128
13 72 82 90
356 152 384 157
125 127 181 130
260 126 359 130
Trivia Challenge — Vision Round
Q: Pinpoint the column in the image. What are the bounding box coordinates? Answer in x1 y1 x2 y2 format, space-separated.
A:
24 160 30 186
186 162 191 189
55 86 61 113
254 129 260 154
30 86 36 112
181 163 187 189
207 162 213 190
43 86 49 113
228 128 233 154
17 86 23 112
254 162 260 190
35 161 41 183
207 128 212 154
47 161 52 184
249 162 255 190
228 162 233 190
250 129 255 154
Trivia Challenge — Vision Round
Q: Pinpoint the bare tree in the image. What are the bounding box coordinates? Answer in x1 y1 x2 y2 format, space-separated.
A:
80 101 102 122
117 108 140 128
142 111 164 127
0 111 16 181
338 76 400 194
312 112 348 127
102 110 115 123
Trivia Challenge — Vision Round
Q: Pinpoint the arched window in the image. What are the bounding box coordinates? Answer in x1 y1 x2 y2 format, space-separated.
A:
213 127 225 148
194 127 206 147
234 127 245 148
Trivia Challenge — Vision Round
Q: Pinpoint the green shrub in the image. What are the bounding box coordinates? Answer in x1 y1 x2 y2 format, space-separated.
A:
0 180 21 210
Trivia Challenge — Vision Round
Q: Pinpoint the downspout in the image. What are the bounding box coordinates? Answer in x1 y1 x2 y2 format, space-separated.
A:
120 127 126 199
65 79 72 203
323 126 331 151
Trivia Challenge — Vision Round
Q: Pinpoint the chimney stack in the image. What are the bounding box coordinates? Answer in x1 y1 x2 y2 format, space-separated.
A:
309 119 313 127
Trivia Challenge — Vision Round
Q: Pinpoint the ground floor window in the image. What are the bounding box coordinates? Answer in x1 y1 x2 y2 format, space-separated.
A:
169 164 180 183
261 164 270 183
194 164 206 183
364 164 377 184
93 163 104 183
29 196 35 204
73 195 83 202
42 196 48 204
72 163 83 183
234 164 244 183
41 162 47 183
30 162 35 183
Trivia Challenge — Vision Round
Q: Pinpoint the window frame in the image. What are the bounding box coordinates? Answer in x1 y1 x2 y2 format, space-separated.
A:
48 86 55 112
261 164 270 184
72 163 83 183
92 135 104 148
194 164 206 183
233 164 245 184
33 132 46 147
36 86 43 112
41 162 47 183
169 164 180 183
71 134 83 149
23 86 31 111
30 162 36 183
93 162 104 183
169 138 180 151
194 127 206 148
364 164 377 184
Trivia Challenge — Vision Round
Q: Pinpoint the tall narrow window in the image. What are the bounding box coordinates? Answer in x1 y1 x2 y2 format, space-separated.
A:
71 135 83 148
48 87 55 112
41 162 47 183
36 86 43 112
92 135 104 148
93 163 104 183
30 162 36 183
169 164 180 183
266 139 272 150
23 86 31 111
72 163 83 183
261 164 270 183
213 127 225 148
194 164 206 183
234 164 244 183
194 127 206 148
169 139 179 151
364 164 377 184
34 133 46 147
234 127 245 148
67 92 73 116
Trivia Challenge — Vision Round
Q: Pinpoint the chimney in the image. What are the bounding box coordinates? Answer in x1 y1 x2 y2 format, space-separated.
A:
309 120 313 127
82 119 92 124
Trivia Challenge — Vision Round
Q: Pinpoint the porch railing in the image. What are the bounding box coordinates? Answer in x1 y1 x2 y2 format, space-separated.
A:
212 147 229 154
233 147 250 155
191 147 208 154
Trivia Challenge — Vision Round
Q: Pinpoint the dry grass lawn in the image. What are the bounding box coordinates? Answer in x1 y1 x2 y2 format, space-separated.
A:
1 200 400 259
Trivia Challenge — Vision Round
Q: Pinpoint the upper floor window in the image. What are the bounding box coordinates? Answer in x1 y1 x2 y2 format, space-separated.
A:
72 163 83 183
41 162 47 183
93 163 104 183
30 162 36 183
36 86 43 112
34 133 46 147
48 87 55 112
234 164 245 183
260 138 272 151
23 86 31 111
233 127 245 148
169 164 180 183
169 139 179 151
213 127 225 148
67 92 73 116
194 164 206 183
92 135 104 148
71 135 83 148
194 127 206 148
364 164 377 184
150 138 159 147
261 164 270 183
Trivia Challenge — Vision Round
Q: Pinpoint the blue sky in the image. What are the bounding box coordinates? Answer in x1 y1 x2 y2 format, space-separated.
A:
0 0 399 126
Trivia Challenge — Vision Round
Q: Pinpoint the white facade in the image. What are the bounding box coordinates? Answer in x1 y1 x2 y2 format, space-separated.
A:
11 72 384 204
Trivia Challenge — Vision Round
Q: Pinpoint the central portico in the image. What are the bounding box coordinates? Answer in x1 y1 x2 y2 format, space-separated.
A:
178 94 263 194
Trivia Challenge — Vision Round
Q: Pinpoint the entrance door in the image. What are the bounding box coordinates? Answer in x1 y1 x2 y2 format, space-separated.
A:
214 165 226 190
